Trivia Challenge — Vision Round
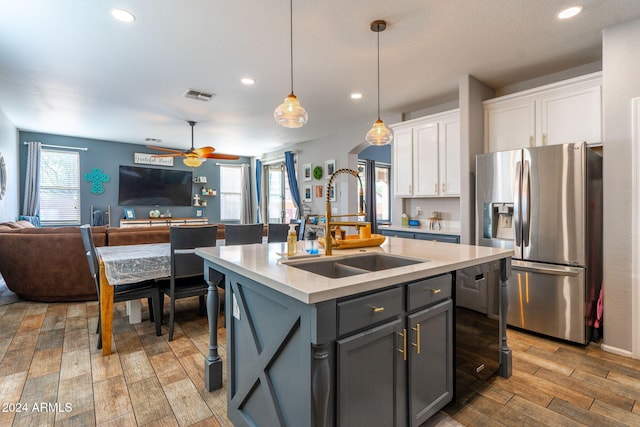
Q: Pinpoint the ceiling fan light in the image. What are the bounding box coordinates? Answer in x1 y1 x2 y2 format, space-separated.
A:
274 93 308 128
183 156 203 168
365 119 394 146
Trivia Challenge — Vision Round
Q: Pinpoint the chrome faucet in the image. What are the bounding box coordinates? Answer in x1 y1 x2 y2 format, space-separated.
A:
324 168 370 255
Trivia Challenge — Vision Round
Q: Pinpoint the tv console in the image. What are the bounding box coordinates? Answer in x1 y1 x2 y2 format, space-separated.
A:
119 217 208 228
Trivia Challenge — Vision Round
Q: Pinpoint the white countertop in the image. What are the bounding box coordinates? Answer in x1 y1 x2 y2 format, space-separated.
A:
379 224 461 236
196 238 512 305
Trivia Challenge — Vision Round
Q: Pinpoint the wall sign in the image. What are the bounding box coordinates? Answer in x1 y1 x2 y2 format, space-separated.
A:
134 152 174 166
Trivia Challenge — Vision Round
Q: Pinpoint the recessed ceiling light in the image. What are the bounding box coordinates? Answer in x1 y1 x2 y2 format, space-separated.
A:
350 93 363 100
241 78 255 85
558 5 583 19
111 8 136 23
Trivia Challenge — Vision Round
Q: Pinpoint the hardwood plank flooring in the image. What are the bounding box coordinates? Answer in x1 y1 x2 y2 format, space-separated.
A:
2 283 640 426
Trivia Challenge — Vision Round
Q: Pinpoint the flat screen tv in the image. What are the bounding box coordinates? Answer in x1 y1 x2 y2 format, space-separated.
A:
118 165 193 206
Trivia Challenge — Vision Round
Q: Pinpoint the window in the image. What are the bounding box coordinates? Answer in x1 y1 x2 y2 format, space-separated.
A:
39 149 81 226
265 161 296 224
219 165 242 221
357 161 391 223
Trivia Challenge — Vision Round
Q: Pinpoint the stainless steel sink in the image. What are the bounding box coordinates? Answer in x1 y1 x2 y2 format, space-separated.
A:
285 253 427 278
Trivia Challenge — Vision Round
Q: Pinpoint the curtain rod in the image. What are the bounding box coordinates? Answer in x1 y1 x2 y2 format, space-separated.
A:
23 142 88 151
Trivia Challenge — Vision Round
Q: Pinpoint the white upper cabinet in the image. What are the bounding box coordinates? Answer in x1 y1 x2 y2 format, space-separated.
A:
484 72 602 152
392 109 460 198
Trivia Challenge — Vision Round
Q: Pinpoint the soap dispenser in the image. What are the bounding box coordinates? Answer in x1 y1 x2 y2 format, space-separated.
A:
287 224 297 256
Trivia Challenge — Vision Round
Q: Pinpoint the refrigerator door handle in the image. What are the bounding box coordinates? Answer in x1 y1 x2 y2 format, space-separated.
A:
522 160 531 247
514 161 522 248
512 260 583 276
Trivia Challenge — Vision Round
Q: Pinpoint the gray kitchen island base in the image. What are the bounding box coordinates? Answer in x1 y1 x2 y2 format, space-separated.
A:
196 239 512 426
206 259 511 426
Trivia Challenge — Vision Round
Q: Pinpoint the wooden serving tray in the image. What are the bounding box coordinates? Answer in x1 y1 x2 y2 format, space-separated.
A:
318 234 386 249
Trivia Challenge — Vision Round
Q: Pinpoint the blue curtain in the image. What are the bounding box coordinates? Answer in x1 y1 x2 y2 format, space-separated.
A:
365 159 378 234
255 158 262 222
284 151 301 218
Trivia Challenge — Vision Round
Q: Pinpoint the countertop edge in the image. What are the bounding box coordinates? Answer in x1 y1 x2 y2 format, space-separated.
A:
196 241 512 305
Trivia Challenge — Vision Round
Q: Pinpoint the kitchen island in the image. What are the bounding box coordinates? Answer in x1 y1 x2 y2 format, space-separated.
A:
196 237 512 427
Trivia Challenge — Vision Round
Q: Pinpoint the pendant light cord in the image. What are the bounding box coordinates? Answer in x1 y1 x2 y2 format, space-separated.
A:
376 28 381 120
289 0 294 94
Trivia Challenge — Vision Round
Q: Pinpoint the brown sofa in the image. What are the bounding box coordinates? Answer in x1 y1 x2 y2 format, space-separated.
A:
0 224 170 302
0 222 263 302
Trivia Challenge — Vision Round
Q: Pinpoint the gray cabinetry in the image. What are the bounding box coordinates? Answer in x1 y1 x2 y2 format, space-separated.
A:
414 233 460 244
380 229 415 239
408 300 453 425
381 228 460 244
337 318 406 426
336 274 453 427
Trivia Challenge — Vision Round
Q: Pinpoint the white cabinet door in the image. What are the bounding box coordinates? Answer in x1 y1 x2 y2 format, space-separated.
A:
485 99 535 152
484 72 602 152
540 84 602 146
393 127 414 197
440 118 460 196
414 122 439 197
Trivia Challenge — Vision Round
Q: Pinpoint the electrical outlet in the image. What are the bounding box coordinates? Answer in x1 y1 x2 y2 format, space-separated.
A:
416 206 423 216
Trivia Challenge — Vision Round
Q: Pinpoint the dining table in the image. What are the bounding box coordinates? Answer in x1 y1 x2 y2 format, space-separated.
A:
95 243 171 356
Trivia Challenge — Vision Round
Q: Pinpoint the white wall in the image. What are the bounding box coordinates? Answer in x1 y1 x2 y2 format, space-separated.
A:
0 108 18 222
286 120 373 220
602 18 640 354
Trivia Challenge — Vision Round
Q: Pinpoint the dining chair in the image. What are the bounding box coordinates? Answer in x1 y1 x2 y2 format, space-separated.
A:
80 224 162 349
289 219 305 241
158 225 220 341
267 223 290 243
216 223 263 327
224 223 264 245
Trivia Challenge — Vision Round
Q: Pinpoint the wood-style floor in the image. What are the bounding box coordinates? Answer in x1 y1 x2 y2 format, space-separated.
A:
1 290 640 426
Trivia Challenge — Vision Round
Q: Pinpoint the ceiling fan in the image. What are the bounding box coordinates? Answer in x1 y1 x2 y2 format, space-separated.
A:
147 121 240 167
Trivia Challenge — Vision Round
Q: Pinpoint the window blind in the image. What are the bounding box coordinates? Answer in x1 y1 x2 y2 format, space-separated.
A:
40 149 81 226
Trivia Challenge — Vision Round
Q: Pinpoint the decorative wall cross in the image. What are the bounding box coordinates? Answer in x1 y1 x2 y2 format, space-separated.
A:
84 167 110 194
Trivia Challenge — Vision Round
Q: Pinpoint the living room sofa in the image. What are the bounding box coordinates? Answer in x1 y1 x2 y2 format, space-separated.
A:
0 222 263 302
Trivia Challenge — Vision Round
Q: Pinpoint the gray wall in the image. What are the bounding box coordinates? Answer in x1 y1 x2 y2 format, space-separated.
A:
19 131 250 226
293 120 378 219
0 109 18 223
602 18 640 353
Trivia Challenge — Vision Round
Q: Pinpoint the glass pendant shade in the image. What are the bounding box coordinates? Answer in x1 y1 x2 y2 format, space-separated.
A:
365 119 394 146
274 93 308 128
183 156 203 168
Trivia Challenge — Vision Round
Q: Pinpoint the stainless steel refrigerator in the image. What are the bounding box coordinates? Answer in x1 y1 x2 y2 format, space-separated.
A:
475 142 602 344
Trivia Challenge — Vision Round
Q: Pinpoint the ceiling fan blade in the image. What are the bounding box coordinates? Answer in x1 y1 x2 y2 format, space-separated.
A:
203 153 241 160
192 146 215 156
146 145 184 154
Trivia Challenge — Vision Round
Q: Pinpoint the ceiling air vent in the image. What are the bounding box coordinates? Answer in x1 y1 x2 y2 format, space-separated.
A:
184 89 215 102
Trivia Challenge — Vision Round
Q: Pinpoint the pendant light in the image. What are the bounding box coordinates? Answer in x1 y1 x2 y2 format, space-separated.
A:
274 0 308 128
365 20 393 146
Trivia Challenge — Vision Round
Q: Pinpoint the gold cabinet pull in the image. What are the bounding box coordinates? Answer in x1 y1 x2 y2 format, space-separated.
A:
411 323 421 354
398 328 407 361
425 287 441 294
367 304 385 314
529 135 534 147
